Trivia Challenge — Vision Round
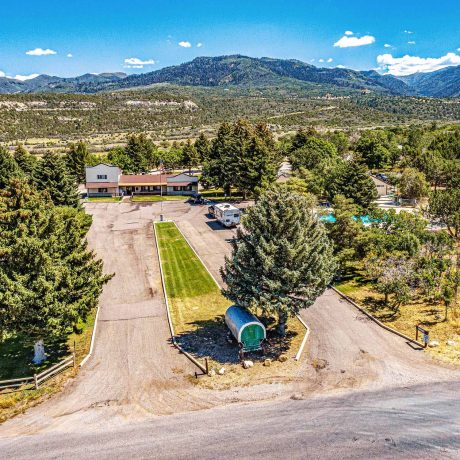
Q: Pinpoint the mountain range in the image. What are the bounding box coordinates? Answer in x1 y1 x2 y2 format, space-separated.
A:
0 55 459 98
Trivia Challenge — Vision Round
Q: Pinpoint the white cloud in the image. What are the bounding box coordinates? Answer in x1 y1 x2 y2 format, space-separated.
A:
178 41 192 48
327 58 333 63
404 30 413 34
196 42 203 48
0 70 5 77
334 35 375 48
123 57 156 69
408 41 416 45
336 64 346 68
26 48 57 56
377 52 460 76
67 53 73 58
344 31 353 36
318 58 325 63
384 44 392 48
458 48 460 52
12 73 40 81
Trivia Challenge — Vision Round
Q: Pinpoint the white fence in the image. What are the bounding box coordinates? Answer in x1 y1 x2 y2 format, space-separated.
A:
0 353 75 392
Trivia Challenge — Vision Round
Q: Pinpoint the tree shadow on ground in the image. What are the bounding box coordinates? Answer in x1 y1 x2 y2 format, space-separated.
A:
174 315 298 365
0 335 70 380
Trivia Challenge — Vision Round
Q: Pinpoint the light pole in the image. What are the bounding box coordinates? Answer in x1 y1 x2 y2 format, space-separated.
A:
159 159 164 222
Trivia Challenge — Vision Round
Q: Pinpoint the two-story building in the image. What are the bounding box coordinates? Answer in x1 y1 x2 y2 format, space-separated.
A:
85 164 199 197
85 164 122 196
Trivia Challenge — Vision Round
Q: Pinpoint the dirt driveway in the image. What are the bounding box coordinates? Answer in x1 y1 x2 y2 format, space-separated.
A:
1 200 458 440
176 203 459 395
0 202 215 435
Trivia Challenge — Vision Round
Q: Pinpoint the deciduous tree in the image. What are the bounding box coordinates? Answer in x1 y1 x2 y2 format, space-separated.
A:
221 187 336 335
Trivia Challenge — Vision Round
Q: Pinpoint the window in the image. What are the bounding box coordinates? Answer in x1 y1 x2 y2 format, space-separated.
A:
97 175 107 180
98 188 108 193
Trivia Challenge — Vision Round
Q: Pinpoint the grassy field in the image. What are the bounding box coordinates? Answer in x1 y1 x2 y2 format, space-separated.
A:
201 188 243 202
87 196 121 203
335 266 460 365
0 309 96 422
155 221 306 388
131 195 189 202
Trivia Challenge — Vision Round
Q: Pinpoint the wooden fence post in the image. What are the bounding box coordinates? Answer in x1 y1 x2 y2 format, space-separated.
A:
205 358 209 375
34 374 38 390
73 340 76 371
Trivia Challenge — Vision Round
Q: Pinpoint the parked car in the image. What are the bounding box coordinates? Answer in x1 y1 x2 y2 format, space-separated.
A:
208 204 216 218
189 192 204 204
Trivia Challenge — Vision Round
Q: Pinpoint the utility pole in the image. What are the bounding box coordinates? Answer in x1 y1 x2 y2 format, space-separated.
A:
160 159 164 222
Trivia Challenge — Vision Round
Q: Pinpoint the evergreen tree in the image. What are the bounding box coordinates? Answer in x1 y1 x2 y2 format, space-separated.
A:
237 136 277 199
36 151 80 208
125 133 158 173
202 120 278 197
65 141 89 183
0 179 111 361
0 146 21 188
221 187 336 335
182 139 199 173
194 132 211 162
14 144 38 180
328 161 378 210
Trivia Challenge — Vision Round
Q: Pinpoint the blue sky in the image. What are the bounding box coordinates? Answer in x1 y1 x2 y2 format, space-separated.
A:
1 0 459 80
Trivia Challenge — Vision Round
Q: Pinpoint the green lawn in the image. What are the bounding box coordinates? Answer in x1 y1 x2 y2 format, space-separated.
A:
154 222 305 385
0 309 96 422
155 222 229 334
87 196 121 203
201 188 243 201
131 195 189 202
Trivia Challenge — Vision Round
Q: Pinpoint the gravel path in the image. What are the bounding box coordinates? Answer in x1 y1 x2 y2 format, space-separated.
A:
1 201 459 459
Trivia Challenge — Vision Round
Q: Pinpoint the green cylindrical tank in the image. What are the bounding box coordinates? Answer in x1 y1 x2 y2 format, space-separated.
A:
225 305 266 352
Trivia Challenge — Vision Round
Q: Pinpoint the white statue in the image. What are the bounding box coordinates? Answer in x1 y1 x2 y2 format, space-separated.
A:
33 339 46 364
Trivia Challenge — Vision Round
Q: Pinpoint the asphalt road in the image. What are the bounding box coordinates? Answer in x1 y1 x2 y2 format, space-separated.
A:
1 201 459 459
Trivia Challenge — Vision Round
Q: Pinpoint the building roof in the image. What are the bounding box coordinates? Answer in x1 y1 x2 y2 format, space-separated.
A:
85 163 120 170
119 174 171 186
86 182 119 188
168 182 195 187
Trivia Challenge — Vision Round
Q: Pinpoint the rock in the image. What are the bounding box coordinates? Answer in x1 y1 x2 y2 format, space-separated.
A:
218 367 225 375
447 340 456 346
279 355 288 363
208 369 216 377
428 340 440 348
242 360 254 369
263 359 272 367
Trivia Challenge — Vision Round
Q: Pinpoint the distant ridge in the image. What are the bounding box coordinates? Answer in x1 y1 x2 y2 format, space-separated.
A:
0 55 458 97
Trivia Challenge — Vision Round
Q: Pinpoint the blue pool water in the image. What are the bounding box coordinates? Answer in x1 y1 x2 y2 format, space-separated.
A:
319 214 375 225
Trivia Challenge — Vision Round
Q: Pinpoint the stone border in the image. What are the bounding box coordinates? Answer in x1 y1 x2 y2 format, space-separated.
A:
80 306 101 367
153 222 207 374
330 286 424 348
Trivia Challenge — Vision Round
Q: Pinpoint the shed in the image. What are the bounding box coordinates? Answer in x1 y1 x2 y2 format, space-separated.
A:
225 305 266 352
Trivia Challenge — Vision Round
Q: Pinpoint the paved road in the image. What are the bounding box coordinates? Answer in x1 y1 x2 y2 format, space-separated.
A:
1 380 459 459
1 201 459 458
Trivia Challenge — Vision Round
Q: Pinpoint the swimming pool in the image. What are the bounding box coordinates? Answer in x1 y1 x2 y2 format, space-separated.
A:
319 214 376 225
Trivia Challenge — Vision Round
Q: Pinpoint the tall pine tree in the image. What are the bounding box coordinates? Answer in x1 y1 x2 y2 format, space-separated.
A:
0 146 21 189
65 141 89 183
221 187 336 335
36 151 80 208
0 179 111 361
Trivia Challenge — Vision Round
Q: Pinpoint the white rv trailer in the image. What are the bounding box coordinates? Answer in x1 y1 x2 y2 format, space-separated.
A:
214 203 241 227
